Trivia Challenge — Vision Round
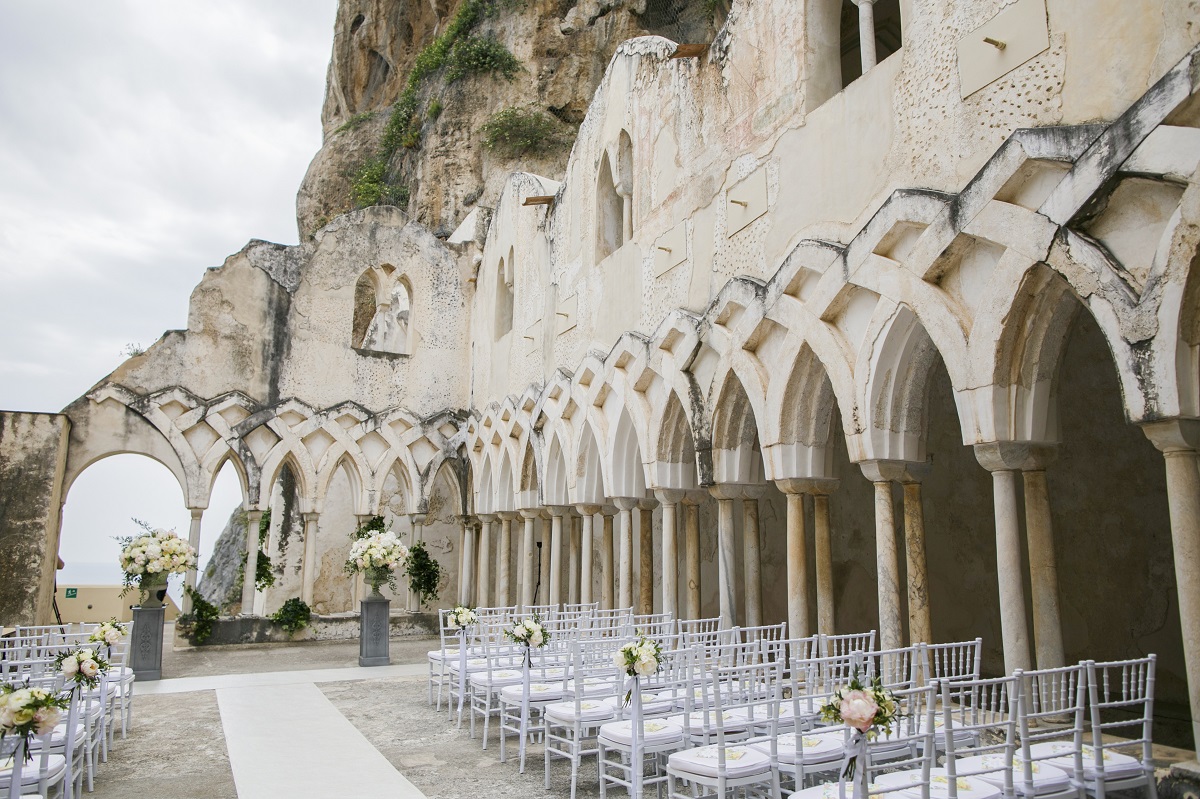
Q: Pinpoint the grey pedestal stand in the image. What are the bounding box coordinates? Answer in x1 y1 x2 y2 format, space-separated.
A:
359 596 391 666
130 605 165 681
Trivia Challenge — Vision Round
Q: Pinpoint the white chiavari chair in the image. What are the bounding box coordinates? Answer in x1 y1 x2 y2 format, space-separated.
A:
544 639 625 799
1010 663 1086 799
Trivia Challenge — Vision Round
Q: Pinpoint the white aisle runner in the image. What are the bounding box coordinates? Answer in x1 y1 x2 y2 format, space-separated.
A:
217 681 426 799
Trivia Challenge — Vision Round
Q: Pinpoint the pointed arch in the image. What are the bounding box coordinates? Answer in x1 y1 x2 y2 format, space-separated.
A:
711 372 766 484
544 432 570 505
609 405 647 498
652 390 699 489
574 423 606 504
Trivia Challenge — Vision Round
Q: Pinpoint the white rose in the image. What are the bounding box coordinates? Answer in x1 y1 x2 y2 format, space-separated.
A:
613 650 626 667
530 630 544 647
61 657 79 676
634 656 658 677
80 659 99 678
33 706 59 735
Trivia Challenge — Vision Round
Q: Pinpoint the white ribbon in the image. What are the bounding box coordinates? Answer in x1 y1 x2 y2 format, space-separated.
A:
455 627 467 727
839 729 868 799
518 645 532 773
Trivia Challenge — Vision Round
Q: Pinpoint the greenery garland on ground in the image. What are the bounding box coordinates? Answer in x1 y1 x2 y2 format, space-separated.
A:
349 0 524 209
406 541 441 608
180 586 220 645
270 598 313 636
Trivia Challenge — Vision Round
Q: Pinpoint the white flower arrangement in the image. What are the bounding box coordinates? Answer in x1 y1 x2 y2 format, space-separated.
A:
344 529 409 590
117 524 197 592
504 615 549 648
0 682 68 761
615 634 663 678
52 647 110 690
449 605 478 630
88 618 127 647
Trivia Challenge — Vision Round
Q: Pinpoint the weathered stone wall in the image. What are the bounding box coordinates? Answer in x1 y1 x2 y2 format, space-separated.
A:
0 413 70 626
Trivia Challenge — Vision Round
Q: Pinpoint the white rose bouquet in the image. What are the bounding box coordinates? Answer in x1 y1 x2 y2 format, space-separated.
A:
504 615 549 649
448 605 478 630
117 524 197 594
344 529 409 592
819 672 900 779
614 634 663 705
88 618 127 649
52 647 110 691
0 682 69 761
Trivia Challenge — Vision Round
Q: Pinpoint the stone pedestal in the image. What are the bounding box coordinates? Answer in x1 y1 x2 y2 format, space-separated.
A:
359 596 391 666
130 605 165 681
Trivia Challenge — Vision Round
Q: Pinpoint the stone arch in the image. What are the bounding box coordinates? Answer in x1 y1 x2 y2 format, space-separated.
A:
652 389 699 489
608 405 647 497
573 423 606 504
518 439 541 508
495 253 514 339
596 150 623 262
711 370 767 484
497 447 516 512
771 343 840 479
264 450 313 515
206 450 250 512
478 451 497 514
544 431 570 505
350 266 412 354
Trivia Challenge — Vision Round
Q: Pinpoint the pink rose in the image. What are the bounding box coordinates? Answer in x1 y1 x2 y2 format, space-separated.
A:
839 689 879 732
33 706 60 735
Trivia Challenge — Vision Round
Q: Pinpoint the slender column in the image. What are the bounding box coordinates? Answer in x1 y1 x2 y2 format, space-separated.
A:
568 513 581 606
409 513 427 612
1143 421 1200 750
708 486 742 629
975 444 1035 675
776 482 810 639
902 479 932 645
183 508 204 614
475 516 491 609
497 513 514 607
538 511 552 605
859 461 902 650
655 490 686 619
460 517 476 605
1022 456 1066 670
301 512 319 606
519 510 538 610
613 498 638 610
547 507 568 606
683 493 703 619
241 509 263 615
600 508 616 610
742 489 765 627
637 497 658 615
854 0 878 72
576 505 601 605
813 491 835 634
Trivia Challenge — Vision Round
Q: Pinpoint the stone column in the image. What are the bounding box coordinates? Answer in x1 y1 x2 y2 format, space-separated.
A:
859 462 903 650
613 498 638 610
460 517 476 606
539 511 552 605
1022 449 1066 670
655 490 686 619
472 513 492 607
902 481 931 645
776 481 810 639
741 488 766 627
708 485 742 629
519 509 538 610
974 444 1035 675
568 512 581 605
408 513 427 612
1143 421 1200 750
497 513 514 607
813 488 836 634
240 509 263 615
576 505 601 605
547 506 569 606
600 507 616 610
683 492 704 619
854 0 878 72
301 512 319 606
183 508 204 615
637 497 658 615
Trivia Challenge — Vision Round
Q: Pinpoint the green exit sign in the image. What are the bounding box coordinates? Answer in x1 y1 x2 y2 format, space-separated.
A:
64 588 77 598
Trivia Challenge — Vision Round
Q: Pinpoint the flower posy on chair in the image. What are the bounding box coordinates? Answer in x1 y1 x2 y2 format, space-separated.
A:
505 615 550 648
615 634 662 704
0 683 69 761
88 618 127 647
819 673 900 788
449 606 478 630
53 647 110 691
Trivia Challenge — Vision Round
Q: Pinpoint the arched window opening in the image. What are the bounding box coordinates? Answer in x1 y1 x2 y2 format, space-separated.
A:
495 256 513 339
596 152 623 262
617 131 634 240
839 0 902 88
352 265 413 355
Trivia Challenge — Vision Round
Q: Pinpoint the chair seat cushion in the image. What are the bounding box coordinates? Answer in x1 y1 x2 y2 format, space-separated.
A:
875 767 1002 799
29 722 86 749
665 709 750 733
1026 742 1144 781
500 682 564 702
599 718 685 747
0 753 68 787
544 699 618 724
469 669 523 688
565 677 617 697
448 658 490 674
427 648 461 661
751 730 844 765
956 754 1070 794
668 744 771 779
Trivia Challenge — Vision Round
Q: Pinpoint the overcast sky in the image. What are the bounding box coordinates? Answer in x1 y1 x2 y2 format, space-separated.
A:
0 1 339 590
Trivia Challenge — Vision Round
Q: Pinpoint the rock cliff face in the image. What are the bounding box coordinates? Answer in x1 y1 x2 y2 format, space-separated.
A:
295 0 719 240
196 507 247 612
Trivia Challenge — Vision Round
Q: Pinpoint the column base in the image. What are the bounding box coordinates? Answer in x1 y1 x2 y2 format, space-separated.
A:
130 605 166 681
359 597 391 666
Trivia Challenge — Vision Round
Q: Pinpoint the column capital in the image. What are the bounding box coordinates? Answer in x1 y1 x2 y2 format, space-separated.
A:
708 483 757 501
612 497 640 511
599 505 619 517
851 0 877 5
654 488 689 505
972 442 1057 473
637 496 660 511
681 489 708 506
518 507 545 520
476 512 498 523
302 511 320 524
409 513 427 526
1141 419 1200 454
188 508 205 520
575 503 603 515
858 459 931 484
546 504 572 518
775 477 841 495
456 514 480 527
